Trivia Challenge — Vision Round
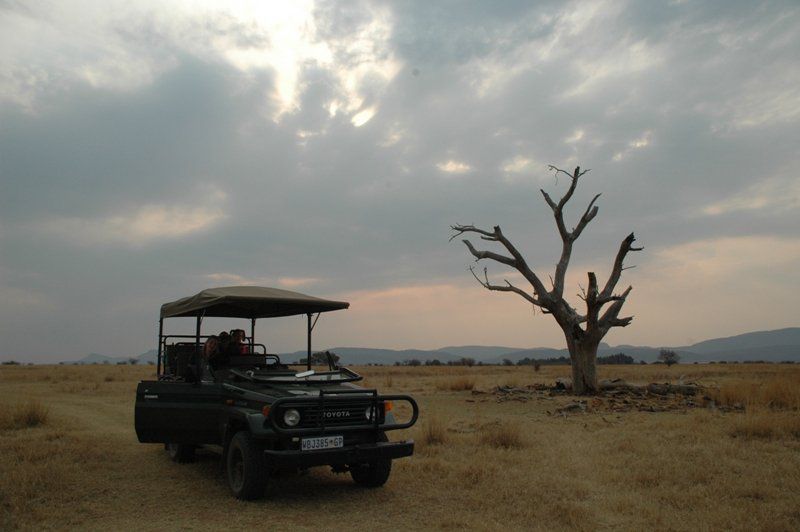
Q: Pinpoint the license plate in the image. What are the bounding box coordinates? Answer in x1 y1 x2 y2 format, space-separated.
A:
301 435 344 451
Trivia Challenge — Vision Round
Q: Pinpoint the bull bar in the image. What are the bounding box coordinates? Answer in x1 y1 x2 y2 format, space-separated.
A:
266 389 419 435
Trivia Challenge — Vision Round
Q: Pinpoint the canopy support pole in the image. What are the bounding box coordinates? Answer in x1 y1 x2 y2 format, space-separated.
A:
195 315 202 349
157 317 164 377
306 313 321 370
250 318 256 354
306 313 312 370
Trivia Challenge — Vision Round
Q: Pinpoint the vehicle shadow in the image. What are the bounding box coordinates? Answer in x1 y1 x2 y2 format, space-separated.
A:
186 447 392 503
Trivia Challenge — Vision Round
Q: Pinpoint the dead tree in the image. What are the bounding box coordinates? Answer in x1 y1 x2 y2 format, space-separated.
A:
451 165 642 394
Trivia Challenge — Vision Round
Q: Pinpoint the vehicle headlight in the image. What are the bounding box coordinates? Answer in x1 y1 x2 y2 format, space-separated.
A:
283 408 301 427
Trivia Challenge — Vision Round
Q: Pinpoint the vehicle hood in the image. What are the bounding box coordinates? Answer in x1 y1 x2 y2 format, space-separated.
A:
224 380 362 400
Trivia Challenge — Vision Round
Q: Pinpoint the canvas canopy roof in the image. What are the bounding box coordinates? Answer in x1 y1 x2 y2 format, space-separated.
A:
160 286 349 319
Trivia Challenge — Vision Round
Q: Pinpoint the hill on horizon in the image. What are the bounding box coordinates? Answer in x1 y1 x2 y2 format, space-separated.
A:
57 327 800 366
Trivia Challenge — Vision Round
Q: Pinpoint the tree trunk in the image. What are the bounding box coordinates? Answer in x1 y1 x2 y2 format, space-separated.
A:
566 336 599 395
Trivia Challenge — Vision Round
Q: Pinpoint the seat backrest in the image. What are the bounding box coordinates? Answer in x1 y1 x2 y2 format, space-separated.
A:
165 343 202 380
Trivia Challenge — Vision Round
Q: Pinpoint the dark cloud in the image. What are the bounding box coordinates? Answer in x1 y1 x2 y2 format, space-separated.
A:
1 1 798 360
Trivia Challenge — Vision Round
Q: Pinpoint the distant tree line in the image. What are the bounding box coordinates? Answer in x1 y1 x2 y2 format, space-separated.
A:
598 353 636 365
395 357 478 367
358 354 797 367
392 353 637 367
298 351 341 366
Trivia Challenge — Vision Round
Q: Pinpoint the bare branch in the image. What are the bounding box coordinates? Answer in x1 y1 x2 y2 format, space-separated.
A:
539 189 568 238
540 190 558 211
608 316 633 327
449 224 496 242
541 166 594 297
468 267 541 307
599 286 634 334
490 226 550 298
547 165 590 210
553 245 571 297
547 165 590 186
451 224 552 304
462 240 516 267
597 285 632 305
585 272 599 331
571 193 601 240
501 279 540 306
577 283 587 302
600 233 643 299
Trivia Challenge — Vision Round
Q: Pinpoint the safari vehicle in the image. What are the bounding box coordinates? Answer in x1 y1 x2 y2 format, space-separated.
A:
134 286 418 500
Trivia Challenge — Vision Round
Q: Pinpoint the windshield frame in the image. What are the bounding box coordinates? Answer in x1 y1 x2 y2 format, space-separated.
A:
227 366 363 384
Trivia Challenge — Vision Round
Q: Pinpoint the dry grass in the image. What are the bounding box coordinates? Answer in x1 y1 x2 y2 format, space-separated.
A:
421 415 448 446
478 421 525 449
712 375 800 410
730 408 800 440
435 376 476 391
0 400 49 430
1 363 800 531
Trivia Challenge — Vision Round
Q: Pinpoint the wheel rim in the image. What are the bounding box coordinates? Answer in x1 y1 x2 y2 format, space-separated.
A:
229 448 244 492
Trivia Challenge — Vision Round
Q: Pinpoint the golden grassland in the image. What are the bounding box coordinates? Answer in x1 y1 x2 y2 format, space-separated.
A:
1 363 799 531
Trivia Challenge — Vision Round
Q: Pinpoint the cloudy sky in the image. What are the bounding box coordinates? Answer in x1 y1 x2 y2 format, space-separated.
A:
1 0 798 362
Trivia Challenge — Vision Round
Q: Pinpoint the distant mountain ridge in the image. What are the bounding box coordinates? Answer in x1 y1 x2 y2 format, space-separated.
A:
676 328 800 354
63 327 799 365
65 350 157 366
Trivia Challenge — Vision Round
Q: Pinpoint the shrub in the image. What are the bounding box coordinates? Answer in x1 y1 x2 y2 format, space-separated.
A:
479 421 524 449
0 401 49 430
436 377 476 391
658 349 680 366
422 416 448 446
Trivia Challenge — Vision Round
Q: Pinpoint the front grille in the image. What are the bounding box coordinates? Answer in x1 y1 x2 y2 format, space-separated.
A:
278 400 383 429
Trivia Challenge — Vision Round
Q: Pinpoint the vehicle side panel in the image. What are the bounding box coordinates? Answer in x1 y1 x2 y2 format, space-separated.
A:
135 381 224 444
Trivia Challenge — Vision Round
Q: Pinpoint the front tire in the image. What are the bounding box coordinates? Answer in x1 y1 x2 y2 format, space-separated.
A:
166 443 195 463
226 431 266 500
350 432 392 487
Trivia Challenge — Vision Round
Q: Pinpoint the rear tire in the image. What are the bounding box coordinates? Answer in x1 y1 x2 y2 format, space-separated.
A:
350 432 392 487
166 443 195 463
226 431 266 500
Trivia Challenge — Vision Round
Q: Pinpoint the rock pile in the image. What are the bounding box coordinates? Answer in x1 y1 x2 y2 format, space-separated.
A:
469 378 718 415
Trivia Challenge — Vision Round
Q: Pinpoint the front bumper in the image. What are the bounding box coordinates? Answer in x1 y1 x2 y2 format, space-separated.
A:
263 439 414 468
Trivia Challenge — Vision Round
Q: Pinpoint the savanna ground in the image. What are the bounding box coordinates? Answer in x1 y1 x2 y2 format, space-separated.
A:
1 363 799 531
